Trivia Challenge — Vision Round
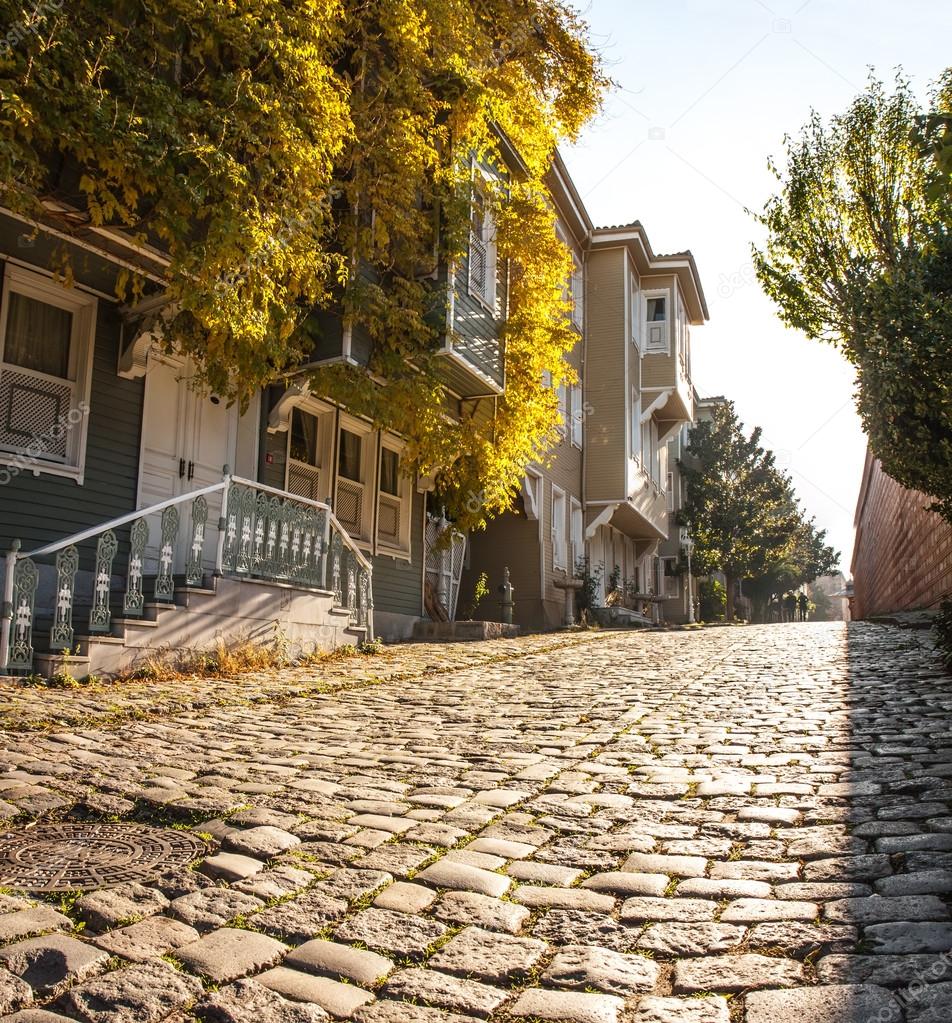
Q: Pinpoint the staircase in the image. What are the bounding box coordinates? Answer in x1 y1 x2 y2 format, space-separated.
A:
2 474 373 679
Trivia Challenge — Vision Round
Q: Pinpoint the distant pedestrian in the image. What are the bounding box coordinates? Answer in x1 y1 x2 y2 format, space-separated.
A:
797 592 809 621
783 593 796 622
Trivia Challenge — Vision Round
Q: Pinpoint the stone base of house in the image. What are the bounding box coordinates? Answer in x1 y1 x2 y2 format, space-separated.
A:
29 575 367 680
411 620 521 642
373 611 424 643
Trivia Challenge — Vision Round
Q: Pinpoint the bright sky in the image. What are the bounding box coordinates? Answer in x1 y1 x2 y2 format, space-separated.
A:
563 0 950 570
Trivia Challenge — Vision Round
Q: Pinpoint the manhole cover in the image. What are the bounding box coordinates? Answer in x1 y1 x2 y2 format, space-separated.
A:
0 823 207 892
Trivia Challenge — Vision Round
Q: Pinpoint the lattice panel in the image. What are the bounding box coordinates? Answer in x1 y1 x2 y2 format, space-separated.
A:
336 479 363 531
378 495 401 543
0 369 71 457
288 461 321 503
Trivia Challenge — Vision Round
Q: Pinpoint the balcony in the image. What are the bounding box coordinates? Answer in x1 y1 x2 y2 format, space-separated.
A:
623 461 670 539
437 332 504 397
436 247 505 397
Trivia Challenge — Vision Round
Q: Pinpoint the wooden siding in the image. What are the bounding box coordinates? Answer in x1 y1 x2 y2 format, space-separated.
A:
372 488 424 617
261 425 288 491
585 248 627 501
0 300 144 554
462 505 545 629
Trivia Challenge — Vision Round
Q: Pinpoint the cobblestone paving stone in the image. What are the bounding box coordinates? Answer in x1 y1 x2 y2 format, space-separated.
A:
0 621 949 1021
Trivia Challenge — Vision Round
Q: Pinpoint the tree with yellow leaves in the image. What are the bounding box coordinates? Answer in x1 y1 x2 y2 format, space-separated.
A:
0 0 606 527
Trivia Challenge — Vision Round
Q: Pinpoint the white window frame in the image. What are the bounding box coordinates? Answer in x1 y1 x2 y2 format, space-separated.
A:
522 469 542 522
285 400 334 505
467 171 498 313
376 434 412 560
570 383 583 448
335 412 375 547
630 273 641 349
570 497 583 575
666 470 675 512
644 288 670 354
551 484 567 571
631 390 642 465
570 252 584 331
0 264 97 484
556 382 568 440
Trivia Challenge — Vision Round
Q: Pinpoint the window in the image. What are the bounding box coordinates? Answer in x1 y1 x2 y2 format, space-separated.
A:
0 265 96 481
335 418 373 543
287 407 326 502
338 429 362 482
630 275 641 348
631 391 642 464
557 383 568 438
645 290 669 352
571 498 583 574
662 557 680 598
522 470 542 521
552 486 567 570
647 295 666 321
468 179 497 311
570 253 584 330
377 439 411 556
570 384 583 448
666 470 675 512
380 447 399 496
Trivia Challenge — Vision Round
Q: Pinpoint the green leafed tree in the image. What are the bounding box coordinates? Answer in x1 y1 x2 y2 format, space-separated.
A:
753 71 952 522
678 401 838 620
743 516 840 623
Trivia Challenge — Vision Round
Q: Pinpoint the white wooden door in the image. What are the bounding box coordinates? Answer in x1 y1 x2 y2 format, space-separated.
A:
138 355 237 572
138 355 189 511
184 386 236 568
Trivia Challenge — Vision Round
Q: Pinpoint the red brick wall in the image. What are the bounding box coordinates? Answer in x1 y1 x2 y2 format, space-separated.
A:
852 451 952 618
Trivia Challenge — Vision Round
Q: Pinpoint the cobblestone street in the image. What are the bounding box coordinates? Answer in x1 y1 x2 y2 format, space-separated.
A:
0 621 950 1023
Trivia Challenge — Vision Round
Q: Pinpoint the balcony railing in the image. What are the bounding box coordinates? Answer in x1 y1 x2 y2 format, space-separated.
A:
1 472 373 673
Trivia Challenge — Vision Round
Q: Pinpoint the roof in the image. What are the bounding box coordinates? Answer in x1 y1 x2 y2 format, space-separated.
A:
589 220 709 323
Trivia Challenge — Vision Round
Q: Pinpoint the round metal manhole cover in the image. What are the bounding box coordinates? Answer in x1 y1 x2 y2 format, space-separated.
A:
0 823 208 892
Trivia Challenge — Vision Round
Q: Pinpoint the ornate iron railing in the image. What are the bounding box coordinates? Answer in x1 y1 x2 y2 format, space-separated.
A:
0 471 373 673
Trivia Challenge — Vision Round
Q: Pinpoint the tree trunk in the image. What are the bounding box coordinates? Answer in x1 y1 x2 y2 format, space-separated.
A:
725 574 736 621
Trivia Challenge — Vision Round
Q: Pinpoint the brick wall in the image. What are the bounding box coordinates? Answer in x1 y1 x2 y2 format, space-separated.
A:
851 449 952 618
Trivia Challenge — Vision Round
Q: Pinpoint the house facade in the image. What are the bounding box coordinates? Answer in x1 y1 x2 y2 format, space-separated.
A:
0 143 709 675
583 225 707 620
0 140 519 673
461 154 589 631
462 200 710 630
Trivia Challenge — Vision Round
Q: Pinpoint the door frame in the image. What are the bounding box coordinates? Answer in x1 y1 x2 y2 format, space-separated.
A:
135 351 240 510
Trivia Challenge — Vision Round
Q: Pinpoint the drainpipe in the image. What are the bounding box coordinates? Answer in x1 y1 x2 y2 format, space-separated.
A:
580 245 588 564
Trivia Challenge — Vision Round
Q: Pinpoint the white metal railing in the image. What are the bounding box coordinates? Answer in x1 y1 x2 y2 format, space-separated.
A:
1 470 373 672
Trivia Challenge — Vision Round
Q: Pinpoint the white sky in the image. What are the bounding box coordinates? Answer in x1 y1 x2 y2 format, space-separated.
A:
563 0 950 570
